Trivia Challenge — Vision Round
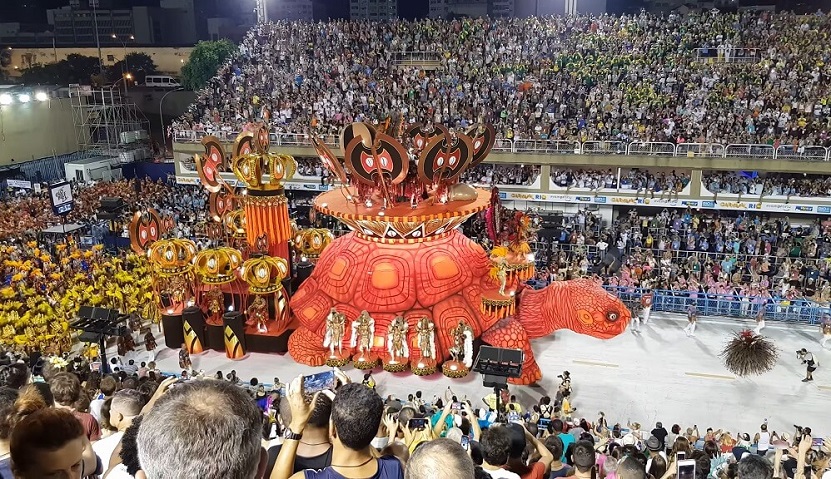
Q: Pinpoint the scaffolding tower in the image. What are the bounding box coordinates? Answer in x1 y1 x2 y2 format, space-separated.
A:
69 84 151 158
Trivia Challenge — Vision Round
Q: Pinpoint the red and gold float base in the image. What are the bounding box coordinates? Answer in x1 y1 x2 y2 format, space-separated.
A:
324 350 352 368
411 358 437 376
381 354 409 372
441 360 469 378
352 352 379 370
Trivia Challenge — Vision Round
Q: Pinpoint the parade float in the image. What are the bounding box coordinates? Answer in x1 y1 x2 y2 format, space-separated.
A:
285 121 633 384
164 120 633 384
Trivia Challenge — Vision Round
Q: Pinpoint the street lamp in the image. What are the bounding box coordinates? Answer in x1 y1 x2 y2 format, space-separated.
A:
113 75 131 96
160 87 185 156
112 34 134 87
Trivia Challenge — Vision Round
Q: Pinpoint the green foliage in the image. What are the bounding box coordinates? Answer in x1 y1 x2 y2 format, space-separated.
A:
107 52 158 84
20 54 101 85
180 39 236 91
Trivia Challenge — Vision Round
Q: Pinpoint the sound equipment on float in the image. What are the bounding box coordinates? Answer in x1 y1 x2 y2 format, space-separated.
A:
473 346 524 416
69 306 125 374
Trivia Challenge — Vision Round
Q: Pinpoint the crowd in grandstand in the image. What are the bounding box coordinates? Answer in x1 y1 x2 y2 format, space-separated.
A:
0 179 207 243
0 350 826 479
174 11 831 150
520 208 831 310
703 172 831 198
461 164 542 186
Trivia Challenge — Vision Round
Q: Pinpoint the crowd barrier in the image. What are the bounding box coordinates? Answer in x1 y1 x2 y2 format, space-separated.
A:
603 285 829 325
172 131 831 162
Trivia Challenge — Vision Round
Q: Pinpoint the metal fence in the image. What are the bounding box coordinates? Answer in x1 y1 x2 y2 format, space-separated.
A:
603 285 829 324
694 47 761 63
16 151 97 183
172 131 831 162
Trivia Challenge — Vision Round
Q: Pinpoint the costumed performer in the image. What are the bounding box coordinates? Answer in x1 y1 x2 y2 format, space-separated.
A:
416 316 435 360
323 307 346 357
386 315 409 363
246 295 269 333
448 320 474 369
350 310 375 355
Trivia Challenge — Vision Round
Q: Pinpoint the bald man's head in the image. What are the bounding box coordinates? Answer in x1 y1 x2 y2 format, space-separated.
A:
405 438 475 479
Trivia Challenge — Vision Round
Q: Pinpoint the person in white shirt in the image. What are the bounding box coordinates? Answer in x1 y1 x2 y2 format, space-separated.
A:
93 389 145 469
754 423 771 457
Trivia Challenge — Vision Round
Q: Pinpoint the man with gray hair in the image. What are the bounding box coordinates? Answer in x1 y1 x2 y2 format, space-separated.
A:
135 379 267 479
94 388 146 468
405 438 475 479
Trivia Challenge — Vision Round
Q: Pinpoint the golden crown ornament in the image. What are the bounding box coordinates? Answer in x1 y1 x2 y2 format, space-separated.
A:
241 255 289 294
292 228 334 261
147 239 197 276
193 247 243 284
230 128 297 191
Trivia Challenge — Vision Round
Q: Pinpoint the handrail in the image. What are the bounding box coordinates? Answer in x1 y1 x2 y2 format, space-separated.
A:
602 285 827 324
627 141 676 156
171 130 831 162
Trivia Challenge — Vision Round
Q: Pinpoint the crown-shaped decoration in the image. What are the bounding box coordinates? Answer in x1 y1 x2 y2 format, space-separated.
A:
223 209 247 239
292 228 334 262
241 255 289 294
147 239 197 276
230 127 297 191
193 247 243 284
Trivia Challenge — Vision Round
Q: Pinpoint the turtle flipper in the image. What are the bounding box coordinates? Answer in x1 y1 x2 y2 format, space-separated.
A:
482 318 541 385
288 326 328 366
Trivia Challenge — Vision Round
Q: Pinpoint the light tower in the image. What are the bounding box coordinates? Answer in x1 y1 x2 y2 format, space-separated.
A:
255 0 268 23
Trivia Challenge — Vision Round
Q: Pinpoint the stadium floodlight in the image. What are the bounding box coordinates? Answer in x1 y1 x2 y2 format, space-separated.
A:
0 94 12 105
18 94 31 103
35 91 48 102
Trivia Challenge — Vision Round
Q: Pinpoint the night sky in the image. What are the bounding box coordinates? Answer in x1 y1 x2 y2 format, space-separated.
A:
0 0 429 24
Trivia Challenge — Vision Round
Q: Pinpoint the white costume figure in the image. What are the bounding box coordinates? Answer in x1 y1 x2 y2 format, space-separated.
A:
448 321 474 369
821 322 831 348
323 308 345 356
630 300 642 333
754 308 766 335
350 310 375 354
641 290 653 324
386 316 409 363
684 306 697 337
416 316 436 359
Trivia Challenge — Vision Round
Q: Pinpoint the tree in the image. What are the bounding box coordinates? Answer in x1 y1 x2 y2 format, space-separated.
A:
20 54 101 85
180 39 236 91
107 52 158 85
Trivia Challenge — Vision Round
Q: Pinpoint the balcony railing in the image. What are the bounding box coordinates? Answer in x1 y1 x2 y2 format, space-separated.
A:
172 130 831 162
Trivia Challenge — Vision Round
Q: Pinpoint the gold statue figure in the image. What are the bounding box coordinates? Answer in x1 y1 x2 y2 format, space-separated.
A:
416 316 435 360
323 307 346 356
350 310 375 355
386 315 409 363
448 320 474 368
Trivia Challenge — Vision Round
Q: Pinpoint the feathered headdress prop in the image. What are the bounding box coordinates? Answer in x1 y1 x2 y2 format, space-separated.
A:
719 330 778 376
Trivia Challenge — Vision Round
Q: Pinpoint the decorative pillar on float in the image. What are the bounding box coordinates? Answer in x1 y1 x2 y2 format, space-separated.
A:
222 311 247 359
230 127 296 262
181 306 207 354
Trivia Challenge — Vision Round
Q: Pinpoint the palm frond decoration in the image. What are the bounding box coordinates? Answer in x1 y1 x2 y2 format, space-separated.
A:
720 330 779 376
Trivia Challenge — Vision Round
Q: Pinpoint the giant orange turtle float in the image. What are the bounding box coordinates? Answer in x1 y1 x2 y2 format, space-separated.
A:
287 121 631 384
